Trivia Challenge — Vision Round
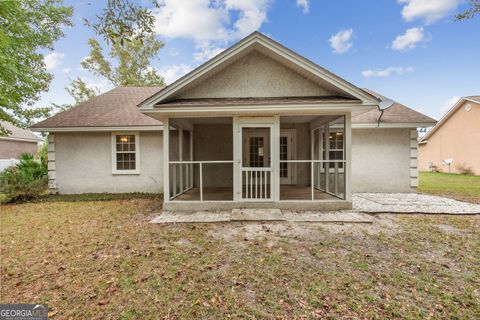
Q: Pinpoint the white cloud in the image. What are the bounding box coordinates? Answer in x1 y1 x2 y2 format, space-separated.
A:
439 95 460 114
328 29 353 54
362 66 414 78
159 64 194 84
296 0 309 14
391 27 427 51
43 52 64 70
62 67 71 73
193 44 226 62
398 0 461 24
168 48 180 57
153 0 269 62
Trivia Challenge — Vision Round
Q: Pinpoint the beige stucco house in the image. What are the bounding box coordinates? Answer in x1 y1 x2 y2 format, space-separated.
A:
419 96 480 174
0 120 41 159
32 32 436 211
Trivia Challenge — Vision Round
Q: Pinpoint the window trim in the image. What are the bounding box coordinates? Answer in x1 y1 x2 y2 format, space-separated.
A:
321 129 345 173
111 132 140 175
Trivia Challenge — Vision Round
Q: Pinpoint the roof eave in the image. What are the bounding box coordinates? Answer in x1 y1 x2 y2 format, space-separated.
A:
31 125 163 133
0 136 41 143
352 122 437 129
141 102 377 117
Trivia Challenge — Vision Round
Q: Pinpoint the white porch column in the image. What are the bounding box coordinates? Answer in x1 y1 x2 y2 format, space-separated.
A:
233 116 241 201
345 113 352 201
179 126 183 193
190 129 194 189
163 117 170 202
325 123 330 193
272 115 280 201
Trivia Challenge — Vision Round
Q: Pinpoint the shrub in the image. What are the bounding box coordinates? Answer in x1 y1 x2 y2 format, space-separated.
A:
0 153 48 203
456 163 474 176
429 163 440 173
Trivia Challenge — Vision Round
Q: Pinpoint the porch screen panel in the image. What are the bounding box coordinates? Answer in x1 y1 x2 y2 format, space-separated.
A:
315 115 346 200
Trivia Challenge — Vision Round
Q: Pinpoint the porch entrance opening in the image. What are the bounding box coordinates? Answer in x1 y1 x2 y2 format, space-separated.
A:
241 126 272 201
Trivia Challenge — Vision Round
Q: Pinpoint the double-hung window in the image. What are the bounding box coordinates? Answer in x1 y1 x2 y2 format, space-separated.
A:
112 133 140 174
328 131 344 169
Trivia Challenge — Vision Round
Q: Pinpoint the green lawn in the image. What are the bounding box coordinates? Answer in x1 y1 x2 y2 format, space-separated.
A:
1 199 479 319
419 172 480 204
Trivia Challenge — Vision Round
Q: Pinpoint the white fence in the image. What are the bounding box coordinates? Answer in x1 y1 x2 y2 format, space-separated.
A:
0 159 19 172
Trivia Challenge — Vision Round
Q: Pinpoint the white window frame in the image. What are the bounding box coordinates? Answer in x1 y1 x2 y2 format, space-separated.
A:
111 132 140 175
312 127 345 174
327 129 344 173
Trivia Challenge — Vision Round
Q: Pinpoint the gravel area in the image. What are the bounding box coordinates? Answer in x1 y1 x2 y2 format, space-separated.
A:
353 193 480 214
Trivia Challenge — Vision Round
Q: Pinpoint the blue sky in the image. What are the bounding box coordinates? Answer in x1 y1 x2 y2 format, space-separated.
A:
39 0 480 120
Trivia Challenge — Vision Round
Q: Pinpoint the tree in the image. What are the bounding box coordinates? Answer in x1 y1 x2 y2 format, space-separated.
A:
84 0 157 46
80 35 165 87
62 33 164 107
0 0 73 133
456 0 480 20
66 78 99 105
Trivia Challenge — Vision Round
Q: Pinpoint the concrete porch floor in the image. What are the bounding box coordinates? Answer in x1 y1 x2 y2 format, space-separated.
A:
172 185 340 201
150 209 374 224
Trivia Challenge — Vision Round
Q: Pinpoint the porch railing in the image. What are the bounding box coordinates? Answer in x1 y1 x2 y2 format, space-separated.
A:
169 160 345 202
279 160 346 200
242 167 271 200
169 160 234 201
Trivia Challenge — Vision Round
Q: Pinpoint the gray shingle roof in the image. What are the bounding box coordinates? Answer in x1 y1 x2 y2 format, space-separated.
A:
31 86 436 129
353 89 437 125
0 120 41 141
31 87 163 129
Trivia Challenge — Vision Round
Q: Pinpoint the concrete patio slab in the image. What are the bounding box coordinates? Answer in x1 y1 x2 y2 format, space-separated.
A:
283 210 374 223
150 193 479 224
231 208 283 221
150 209 374 224
353 193 480 214
150 211 230 223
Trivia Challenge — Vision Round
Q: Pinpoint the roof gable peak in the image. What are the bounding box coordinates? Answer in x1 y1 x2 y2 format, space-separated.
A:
140 32 379 108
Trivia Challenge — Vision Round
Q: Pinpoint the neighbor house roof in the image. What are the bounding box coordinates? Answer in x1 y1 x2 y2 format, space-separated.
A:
465 96 480 103
420 95 479 142
31 87 163 131
352 89 437 127
0 120 41 142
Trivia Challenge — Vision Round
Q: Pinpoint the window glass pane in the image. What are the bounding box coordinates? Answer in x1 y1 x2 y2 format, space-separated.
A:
115 134 137 171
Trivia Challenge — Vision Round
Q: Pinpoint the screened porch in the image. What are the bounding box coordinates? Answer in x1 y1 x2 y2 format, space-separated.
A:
164 115 348 204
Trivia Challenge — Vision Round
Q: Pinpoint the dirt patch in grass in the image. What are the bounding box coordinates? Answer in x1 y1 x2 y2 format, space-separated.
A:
1 199 479 319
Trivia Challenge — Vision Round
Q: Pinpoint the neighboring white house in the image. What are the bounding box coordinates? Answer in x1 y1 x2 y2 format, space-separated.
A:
31 32 436 211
